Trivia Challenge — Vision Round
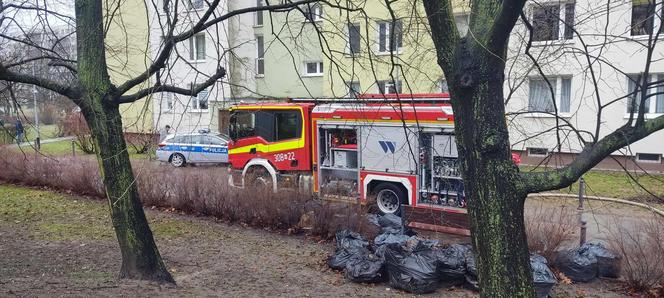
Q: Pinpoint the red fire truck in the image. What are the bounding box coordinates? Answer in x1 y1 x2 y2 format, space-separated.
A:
227 93 509 221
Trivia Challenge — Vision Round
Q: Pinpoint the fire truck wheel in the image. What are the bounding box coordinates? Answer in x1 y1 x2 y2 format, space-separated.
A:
246 166 273 190
170 153 186 167
374 183 405 215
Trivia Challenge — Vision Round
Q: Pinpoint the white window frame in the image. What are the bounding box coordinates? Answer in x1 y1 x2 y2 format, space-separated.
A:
630 0 663 37
625 73 664 118
254 0 264 27
190 87 209 112
529 2 575 42
187 0 205 10
376 20 403 54
527 147 549 157
303 61 323 76
255 35 265 77
347 81 361 97
304 3 323 22
346 23 361 55
635 152 662 163
188 33 206 62
377 80 402 94
160 92 173 113
527 76 572 116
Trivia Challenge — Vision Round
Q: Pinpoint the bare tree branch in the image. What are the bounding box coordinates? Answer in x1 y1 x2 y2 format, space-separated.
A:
521 115 664 193
0 64 80 99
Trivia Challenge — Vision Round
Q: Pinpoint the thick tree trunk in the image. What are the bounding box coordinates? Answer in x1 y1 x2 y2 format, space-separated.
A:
74 0 173 283
451 47 535 297
81 101 174 283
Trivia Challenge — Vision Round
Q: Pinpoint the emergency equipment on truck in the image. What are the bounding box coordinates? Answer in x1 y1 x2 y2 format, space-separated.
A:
226 93 517 235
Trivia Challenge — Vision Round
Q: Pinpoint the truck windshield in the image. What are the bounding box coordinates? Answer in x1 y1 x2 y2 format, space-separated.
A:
229 109 302 142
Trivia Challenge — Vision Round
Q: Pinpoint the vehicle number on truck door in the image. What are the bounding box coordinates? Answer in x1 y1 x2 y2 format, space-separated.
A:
274 152 295 162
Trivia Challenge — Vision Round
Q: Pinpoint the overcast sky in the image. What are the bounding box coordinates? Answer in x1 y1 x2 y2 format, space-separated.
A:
2 0 75 36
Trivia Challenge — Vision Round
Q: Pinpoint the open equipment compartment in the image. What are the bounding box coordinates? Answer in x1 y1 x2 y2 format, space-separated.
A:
318 126 359 197
418 132 466 207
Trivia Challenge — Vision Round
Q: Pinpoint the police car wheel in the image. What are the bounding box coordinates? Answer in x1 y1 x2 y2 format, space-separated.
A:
375 183 404 215
170 153 186 167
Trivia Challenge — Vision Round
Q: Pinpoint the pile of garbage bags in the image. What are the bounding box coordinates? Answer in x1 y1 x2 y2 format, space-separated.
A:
554 242 622 282
328 214 559 296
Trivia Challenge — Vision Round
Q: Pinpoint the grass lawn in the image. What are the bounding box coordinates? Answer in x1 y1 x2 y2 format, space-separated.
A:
0 184 212 241
25 124 60 140
521 166 664 200
19 139 155 160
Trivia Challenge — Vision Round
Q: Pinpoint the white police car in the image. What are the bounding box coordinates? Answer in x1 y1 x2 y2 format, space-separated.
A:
156 132 229 167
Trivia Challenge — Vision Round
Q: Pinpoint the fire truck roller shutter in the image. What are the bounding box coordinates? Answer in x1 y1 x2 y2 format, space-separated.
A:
359 125 418 174
242 158 278 192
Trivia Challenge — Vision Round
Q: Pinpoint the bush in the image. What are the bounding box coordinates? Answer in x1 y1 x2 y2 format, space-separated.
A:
39 103 62 125
607 215 664 293
0 148 370 239
125 133 158 155
525 202 577 262
57 112 95 153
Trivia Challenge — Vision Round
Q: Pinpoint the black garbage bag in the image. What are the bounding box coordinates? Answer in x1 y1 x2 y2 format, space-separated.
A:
555 246 598 282
378 213 403 231
463 250 479 291
531 253 557 298
584 243 621 278
374 233 411 248
335 230 369 250
344 253 385 283
328 246 370 270
437 244 470 283
384 244 441 294
367 213 380 227
530 253 548 265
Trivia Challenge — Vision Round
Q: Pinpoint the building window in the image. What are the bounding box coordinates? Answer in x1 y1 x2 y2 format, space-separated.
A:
531 3 575 41
255 0 263 26
188 0 204 10
347 81 361 97
636 153 662 163
528 77 572 113
189 33 206 61
377 20 403 53
161 92 173 112
527 147 549 157
627 74 664 114
191 88 209 111
439 79 449 93
304 3 323 22
256 35 264 75
377 80 402 94
303 61 323 76
631 0 656 36
347 23 361 54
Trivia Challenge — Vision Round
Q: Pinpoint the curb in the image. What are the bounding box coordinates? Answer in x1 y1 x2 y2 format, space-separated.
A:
528 193 664 218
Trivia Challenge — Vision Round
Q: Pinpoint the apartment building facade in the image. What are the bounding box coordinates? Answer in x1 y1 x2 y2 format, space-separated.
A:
106 1 154 134
143 0 664 169
502 0 664 170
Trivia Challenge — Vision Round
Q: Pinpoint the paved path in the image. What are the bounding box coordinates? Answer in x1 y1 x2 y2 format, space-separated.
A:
3 136 75 148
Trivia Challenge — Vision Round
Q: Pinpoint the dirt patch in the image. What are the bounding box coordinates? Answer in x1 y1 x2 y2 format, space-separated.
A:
0 184 630 297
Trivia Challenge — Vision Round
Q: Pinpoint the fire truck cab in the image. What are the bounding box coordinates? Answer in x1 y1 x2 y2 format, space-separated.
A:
227 93 473 215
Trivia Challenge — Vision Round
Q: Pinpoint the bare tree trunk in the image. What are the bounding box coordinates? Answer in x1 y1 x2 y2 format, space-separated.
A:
75 0 173 283
80 101 173 282
452 47 535 297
